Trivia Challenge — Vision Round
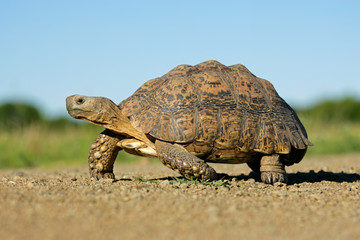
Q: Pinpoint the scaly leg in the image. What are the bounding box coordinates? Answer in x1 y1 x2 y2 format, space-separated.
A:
88 129 122 180
260 154 287 184
155 140 217 181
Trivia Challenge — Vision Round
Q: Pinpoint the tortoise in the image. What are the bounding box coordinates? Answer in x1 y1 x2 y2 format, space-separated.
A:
66 60 312 184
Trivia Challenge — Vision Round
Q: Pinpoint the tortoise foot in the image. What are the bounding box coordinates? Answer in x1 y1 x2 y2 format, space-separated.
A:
260 154 287 184
155 140 217 181
89 167 115 180
261 171 287 184
180 162 218 181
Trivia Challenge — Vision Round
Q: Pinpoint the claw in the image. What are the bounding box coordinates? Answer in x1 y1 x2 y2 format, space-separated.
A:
261 172 287 184
267 175 272 184
89 169 115 180
272 174 278 183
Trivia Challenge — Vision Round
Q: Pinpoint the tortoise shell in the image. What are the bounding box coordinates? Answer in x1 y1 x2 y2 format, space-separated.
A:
119 60 311 164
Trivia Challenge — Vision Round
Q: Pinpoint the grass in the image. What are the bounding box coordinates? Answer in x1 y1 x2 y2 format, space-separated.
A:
307 123 360 156
0 123 140 169
170 177 231 188
133 176 232 188
133 177 159 183
298 113 360 156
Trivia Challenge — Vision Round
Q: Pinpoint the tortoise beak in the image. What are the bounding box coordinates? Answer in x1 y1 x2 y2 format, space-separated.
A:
66 95 89 119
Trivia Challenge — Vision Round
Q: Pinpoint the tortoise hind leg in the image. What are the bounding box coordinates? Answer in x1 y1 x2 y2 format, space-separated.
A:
155 140 217 181
259 154 287 184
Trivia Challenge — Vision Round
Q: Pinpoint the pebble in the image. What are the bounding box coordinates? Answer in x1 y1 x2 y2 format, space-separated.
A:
246 178 255 183
272 190 288 197
13 176 21 181
159 180 169 187
100 178 115 183
274 182 286 187
26 182 34 189
309 194 322 200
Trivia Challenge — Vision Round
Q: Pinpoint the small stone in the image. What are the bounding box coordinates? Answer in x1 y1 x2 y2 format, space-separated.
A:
13 176 21 181
2 177 8 183
100 178 115 183
274 182 285 187
8 181 16 185
71 177 77 181
180 184 189 189
159 180 169 187
272 190 287 197
246 178 255 183
309 194 322 200
26 182 34 189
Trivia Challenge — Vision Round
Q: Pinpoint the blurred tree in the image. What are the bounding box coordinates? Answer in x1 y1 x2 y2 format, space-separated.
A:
0 102 43 129
297 97 360 123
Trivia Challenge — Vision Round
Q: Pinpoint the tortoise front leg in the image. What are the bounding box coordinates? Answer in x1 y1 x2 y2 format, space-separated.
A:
155 140 217 181
88 129 122 180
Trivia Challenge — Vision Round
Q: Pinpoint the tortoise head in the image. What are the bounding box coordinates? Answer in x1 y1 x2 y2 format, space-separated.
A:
66 95 155 149
66 95 119 125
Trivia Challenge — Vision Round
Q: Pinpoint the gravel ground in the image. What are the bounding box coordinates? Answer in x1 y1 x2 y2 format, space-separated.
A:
1 154 360 240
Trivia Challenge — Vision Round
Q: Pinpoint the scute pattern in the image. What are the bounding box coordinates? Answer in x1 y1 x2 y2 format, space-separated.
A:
119 60 311 163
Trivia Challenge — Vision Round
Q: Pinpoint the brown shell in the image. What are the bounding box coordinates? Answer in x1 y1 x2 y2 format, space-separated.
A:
119 60 312 158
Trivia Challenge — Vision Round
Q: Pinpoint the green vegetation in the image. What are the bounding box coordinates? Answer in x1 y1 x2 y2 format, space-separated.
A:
133 177 160 183
0 102 42 129
170 177 231 188
296 97 360 156
0 97 359 169
133 176 231 188
0 102 139 169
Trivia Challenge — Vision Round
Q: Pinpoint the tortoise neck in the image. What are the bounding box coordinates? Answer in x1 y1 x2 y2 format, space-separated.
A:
96 108 155 149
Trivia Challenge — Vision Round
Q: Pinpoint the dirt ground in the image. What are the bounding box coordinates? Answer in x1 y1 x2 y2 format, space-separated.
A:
1 154 360 240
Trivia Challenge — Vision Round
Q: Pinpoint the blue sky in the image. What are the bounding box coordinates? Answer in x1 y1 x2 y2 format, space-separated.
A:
1 0 359 117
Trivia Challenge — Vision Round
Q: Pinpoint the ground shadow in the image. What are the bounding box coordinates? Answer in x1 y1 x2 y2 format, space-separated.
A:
286 170 360 184
139 171 360 185
228 170 360 185
115 169 360 185
116 176 175 182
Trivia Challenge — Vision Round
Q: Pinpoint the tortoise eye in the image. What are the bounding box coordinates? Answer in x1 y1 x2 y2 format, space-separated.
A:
76 97 85 105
